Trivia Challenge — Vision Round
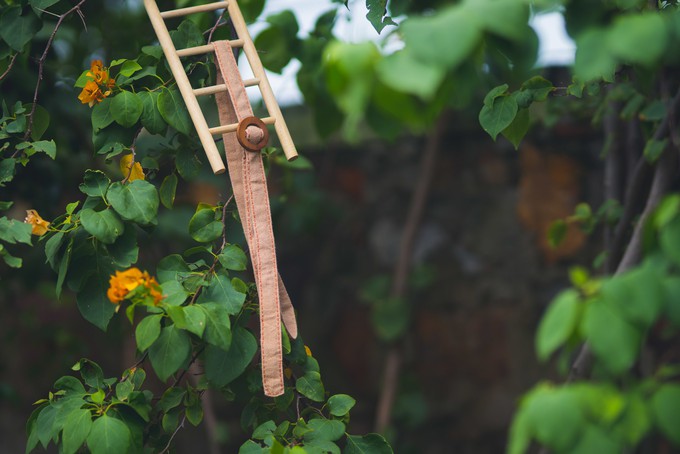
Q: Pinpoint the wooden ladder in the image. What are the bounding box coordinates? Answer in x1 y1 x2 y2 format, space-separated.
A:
143 0 298 175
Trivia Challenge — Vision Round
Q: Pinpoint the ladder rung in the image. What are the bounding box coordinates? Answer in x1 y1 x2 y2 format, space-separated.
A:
176 39 244 57
193 78 260 96
160 1 229 19
209 116 275 136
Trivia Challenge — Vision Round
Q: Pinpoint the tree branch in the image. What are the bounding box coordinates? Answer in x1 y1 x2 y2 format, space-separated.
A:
24 0 87 141
374 114 447 433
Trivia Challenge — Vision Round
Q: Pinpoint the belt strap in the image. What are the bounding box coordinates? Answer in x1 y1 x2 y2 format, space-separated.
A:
212 40 297 397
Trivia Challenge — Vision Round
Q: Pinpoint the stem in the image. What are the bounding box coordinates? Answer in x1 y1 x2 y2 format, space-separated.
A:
23 0 88 141
0 53 18 84
374 114 447 433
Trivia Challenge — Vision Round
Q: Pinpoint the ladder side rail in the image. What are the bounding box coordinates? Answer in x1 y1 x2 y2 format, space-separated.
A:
227 0 298 161
143 0 226 174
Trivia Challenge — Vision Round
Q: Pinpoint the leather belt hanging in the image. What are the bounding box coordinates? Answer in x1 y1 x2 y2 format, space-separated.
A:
212 40 297 397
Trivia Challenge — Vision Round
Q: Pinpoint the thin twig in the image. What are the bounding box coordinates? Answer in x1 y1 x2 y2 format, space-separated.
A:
24 0 88 141
0 53 18 84
207 9 228 44
374 114 447 433
172 346 205 387
121 128 144 185
159 413 187 454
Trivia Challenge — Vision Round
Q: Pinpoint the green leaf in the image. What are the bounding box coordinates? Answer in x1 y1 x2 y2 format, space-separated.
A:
138 91 166 135
327 394 356 417
79 170 111 199
148 325 192 381
574 29 617 82
600 264 662 329
26 103 50 141
30 0 61 9
157 254 190 284
45 232 64 271
521 386 583 452
0 217 32 245
239 440 267 454
304 419 345 442
255 22 297 74
643 139 667 163
0 7 40 51
158 88 191 135
467 0 529 41
0 158 16 187
371 297 409 342
160 173 178 209
111 91 143 128
175 147 202 180
183 305 207 337
107 225 139 268
189 207 222 243
375 50 445 100
119 60 142 77
108 180 159 226
365 0 396 34
536 289 580 360
158 388 185 415
80 209 124 244
170 18 205 49
296 371 325 402
205 327 257 386
401 6 482 70
651 384 680 446
91 98 115 132
35 404 57 449
501 108 530 149
77 276 115 331
61 409 92 454
198 273 246 315
218 244 248 271
344 434 392 454
252 420 276 440
200 302 232 351
240 0 265 23
569 424 621 454
31 140 56 159
607 12 667 67
135 314 162 352
86 415 131 454
479 95 518 140
160 280 188 306
548 219 567 248
582 300 641 375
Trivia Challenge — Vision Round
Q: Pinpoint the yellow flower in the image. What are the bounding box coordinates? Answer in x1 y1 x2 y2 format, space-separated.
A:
119 154 145 181
304 345 312 357
107 268 144 304
24 209 50 236
78 80 104 107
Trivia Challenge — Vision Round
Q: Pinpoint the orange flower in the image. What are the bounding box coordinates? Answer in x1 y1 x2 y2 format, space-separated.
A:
144 274 164 306
24 209 50 236
107 268 144 304
78 80 104 106
78 60 115 107
106 267 165 305
87 60 106 84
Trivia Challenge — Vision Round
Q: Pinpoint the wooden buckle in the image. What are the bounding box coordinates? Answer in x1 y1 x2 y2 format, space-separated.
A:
237 116 269 152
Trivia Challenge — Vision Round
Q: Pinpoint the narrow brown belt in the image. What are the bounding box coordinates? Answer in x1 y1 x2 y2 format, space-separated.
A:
212 40 298 397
